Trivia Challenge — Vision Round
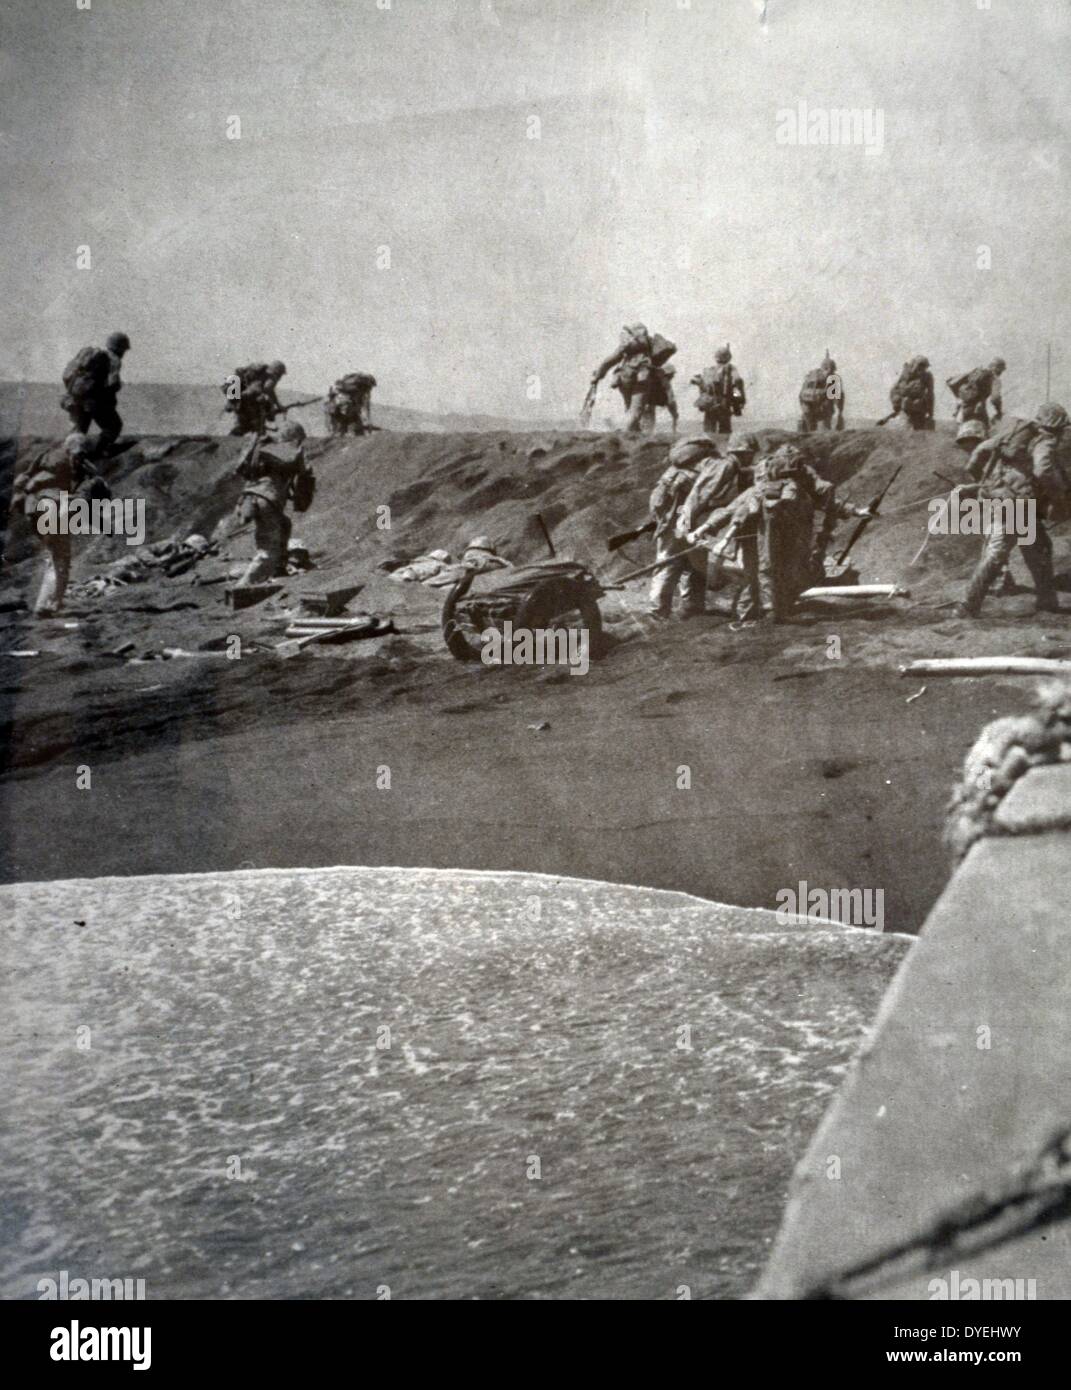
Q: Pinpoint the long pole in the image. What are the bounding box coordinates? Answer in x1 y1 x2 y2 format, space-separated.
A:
1046 342 1052 402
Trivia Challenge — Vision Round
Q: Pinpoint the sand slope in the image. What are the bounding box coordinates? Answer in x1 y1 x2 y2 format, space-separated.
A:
1 425 1068 927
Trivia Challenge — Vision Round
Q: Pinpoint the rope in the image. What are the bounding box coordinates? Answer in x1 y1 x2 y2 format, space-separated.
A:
944 680 1071 860
803 1124 1071 1299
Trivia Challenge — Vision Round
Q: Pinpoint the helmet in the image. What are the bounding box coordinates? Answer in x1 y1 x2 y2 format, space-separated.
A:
267 360 287 378
277 419 306 444
914 355 930 369
726 432 759 457
989 357 1007 373
185 533 210 553
821 356 836 374
714 344 732 364
1035 402 1069 433
467 535 495 553
668 437 719 468
106 332 130 354
956 420 987 445
64 431 89 456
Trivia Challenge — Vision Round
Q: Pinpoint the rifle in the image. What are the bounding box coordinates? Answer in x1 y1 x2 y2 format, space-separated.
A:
535 512 556 558
875 409 899 427
579 380 598 428
609 523 739 586
276 396 324 414
606 519 655 552
834 463 902 565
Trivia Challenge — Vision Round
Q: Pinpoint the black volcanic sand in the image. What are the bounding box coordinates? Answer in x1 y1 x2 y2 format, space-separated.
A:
2 426 1070 932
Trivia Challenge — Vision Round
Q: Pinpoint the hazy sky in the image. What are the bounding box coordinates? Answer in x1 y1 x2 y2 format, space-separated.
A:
2 0 1069 420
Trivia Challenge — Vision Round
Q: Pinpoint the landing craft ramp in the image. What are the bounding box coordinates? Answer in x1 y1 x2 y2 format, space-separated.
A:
755 764 1071 1300
2 867 907 1300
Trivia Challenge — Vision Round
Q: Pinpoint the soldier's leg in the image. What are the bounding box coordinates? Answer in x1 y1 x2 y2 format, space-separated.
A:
649 540 684 617
67 402 93 434
91 395 123 455
760 518 793 620
962 527 1016 616
278 513 293 575
624 381 649 433
237 500 283 586
664 384 679 433
34 531 72 616
679 548 709 616
737 535 764 620
1018 526 1059 611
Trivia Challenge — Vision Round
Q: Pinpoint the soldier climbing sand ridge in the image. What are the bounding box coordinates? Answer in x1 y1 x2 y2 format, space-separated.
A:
325 373 377 436
797 354 844 433
887 355 935 430
956 402 1070 618
692 344 746 436
233 419 316 587
60 331 130 457
789 446 877 585
646 437 720 619
688 444 875 624
223 360 287 436
584 323 679 434
947 357 1005 428
677 432 759 543
948 420 1014 595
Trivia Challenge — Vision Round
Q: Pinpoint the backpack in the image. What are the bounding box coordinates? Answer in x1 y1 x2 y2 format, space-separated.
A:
291 467 316 513
994 418 1037 462
649 334 677 366
949 367 991 405
758 475 800 512
650 464 697 532
893 362 930 408
238 362 268 389
800 367 829 406
338 372 376 395
62 346 110 401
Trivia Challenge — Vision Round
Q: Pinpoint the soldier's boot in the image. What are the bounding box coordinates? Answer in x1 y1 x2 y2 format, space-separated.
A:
1019 532 1061 613
962 528 1019 616
960 557 1002 617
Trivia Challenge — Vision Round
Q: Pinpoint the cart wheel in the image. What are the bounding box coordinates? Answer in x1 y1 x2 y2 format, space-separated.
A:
517 581 603 653
442 572 483 661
